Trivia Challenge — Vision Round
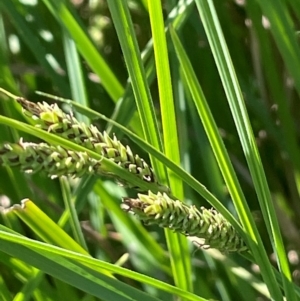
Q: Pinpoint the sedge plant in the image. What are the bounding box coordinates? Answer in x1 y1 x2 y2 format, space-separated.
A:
0 1 300 301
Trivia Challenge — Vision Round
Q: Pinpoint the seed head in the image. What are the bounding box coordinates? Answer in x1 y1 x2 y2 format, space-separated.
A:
16 97 167 191
122 191 248 253
0 140 102 179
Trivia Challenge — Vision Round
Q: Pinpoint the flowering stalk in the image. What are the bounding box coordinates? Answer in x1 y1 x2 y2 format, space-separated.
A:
14 96 167 191
122 191 248 253
0 140 103 178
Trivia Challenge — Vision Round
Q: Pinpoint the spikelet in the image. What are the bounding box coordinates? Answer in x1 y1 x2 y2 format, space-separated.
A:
122 191 248 253
0 139 103 179
16 97 167 191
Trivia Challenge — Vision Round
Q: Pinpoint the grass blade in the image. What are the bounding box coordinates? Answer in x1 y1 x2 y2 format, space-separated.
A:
147 0 191 292
195 0 294 299
0 0 69 94
0 229 207 301
106 1 166 184
42 0 124 101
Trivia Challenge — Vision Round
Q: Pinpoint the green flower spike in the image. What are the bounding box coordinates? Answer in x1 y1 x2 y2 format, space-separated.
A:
122 191 248 253
0 139 103 178
15 97 167 191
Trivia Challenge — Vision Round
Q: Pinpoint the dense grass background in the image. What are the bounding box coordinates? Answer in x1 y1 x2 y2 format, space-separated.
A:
1 0 300 300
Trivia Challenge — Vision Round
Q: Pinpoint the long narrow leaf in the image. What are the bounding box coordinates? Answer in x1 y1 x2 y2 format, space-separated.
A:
0 229 206 301
42 0 124 101
147 0 191 291
106 1 165 180
195 1 294 299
